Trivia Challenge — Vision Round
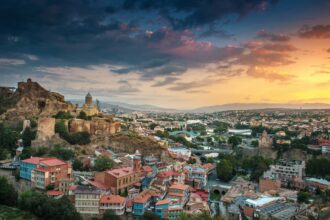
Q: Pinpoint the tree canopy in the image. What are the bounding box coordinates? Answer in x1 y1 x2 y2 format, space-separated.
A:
93 155 113 171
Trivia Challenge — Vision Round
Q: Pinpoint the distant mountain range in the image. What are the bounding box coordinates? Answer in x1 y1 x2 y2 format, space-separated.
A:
189 103 330 113
69 99 330 113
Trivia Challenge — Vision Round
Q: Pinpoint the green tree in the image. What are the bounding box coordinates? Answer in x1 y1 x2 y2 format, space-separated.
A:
0 123 20 159
216 159 234 182
50 145 74 160
72 159 84 171
251 140 259 147
93 156 113 171
103 210 120 220
78 111 88 120
53 111 73 119
19 190 81 220
297 191 311 204
0 176 18 206
22 127 36 147
228 135 242 147
139 211 161 220
149 123 158 130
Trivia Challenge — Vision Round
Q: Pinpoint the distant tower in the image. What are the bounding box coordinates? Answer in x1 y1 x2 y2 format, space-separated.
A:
133 150 142 171
85 92 93 106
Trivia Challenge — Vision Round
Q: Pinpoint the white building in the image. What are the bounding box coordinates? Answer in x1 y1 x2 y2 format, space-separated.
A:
263 160 305 182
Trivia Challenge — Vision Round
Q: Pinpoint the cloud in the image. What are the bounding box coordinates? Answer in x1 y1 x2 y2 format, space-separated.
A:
246 66 294 81
0 58 25 65
327 48 330 53
237 41 296 67
119 0 279 29
24 54 39 61
256 30 291 42
298 24 330 38
152 77 179 87
313 70 330 75
168 77 225 91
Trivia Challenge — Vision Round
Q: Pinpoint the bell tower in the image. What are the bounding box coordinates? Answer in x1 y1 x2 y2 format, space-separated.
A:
133 150 142 171
85 92 93 105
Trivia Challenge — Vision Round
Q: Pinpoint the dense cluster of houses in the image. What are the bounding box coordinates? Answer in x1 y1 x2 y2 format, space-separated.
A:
18 150 214 219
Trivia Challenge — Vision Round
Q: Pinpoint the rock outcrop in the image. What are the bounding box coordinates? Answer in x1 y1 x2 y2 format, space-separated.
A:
0 79 76 121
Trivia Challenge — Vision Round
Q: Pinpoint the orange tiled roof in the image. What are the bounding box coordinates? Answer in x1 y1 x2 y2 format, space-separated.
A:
47 190 64 196
22 157 67 167
100 195 126 204
40 158 66 166
134 189 159 204
169 183 189 191
168 192 184 197
107 166 134 178
156 199 171 205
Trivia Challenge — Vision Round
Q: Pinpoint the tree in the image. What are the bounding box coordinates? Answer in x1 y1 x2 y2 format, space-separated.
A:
139 211 161 220
72 159 84 171
93 156 113 171
22 127 36 147
216 159 234 182
103 210 120 220
78 111 88 120
0 123 20 159
251 140 259 148
228 135 242 147
19 190 82 220
0 176 18 206
306 158 330 178
149 123 158 130
53 111 73 119
50 145 74 160
297 191 311 204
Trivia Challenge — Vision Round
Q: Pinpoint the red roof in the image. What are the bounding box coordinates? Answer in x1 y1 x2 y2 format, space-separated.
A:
47 190 64 196
100 195 126 204
107 167 134 178
89 180 108 190
22 157 67 167
40 158 66 166
21 157 44 164
134 189 159 204
156 199 171 205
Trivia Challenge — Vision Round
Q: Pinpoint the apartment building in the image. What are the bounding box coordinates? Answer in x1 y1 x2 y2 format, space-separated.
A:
99 195 126 216
74 185 102 218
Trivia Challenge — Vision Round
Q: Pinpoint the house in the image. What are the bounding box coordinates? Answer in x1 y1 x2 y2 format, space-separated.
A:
74 185 102 218
20 157 72 190
99 195 126 216
132 189 160 216
155 199 171 218
166 183 190 206
183 164 213 189
94 150 142 194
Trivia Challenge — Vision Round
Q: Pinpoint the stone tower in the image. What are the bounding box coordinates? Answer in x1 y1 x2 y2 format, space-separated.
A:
133 150 142 171
85 92 93 106
259 130 272 148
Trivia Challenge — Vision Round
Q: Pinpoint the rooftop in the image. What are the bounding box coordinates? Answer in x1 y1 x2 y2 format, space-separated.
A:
107 166 134 178
100 195 126 204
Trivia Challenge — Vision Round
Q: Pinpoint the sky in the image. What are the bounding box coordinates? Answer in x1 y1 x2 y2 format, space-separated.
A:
1 0 330 109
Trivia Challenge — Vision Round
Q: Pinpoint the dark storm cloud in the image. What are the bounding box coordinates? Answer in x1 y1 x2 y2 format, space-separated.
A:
256 30 291 42
0 0 280 86
298 24 330 38
119 0 279 29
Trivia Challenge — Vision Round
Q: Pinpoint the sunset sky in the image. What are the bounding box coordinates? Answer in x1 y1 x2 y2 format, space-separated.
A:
1 0 330 109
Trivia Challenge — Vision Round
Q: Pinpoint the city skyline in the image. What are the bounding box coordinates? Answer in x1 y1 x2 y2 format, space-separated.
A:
1 0 330 108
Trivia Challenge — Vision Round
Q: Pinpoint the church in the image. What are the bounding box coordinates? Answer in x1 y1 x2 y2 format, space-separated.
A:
77 92 100 116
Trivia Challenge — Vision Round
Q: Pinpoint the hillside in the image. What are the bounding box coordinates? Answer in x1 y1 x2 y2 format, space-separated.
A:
0 79 75 121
